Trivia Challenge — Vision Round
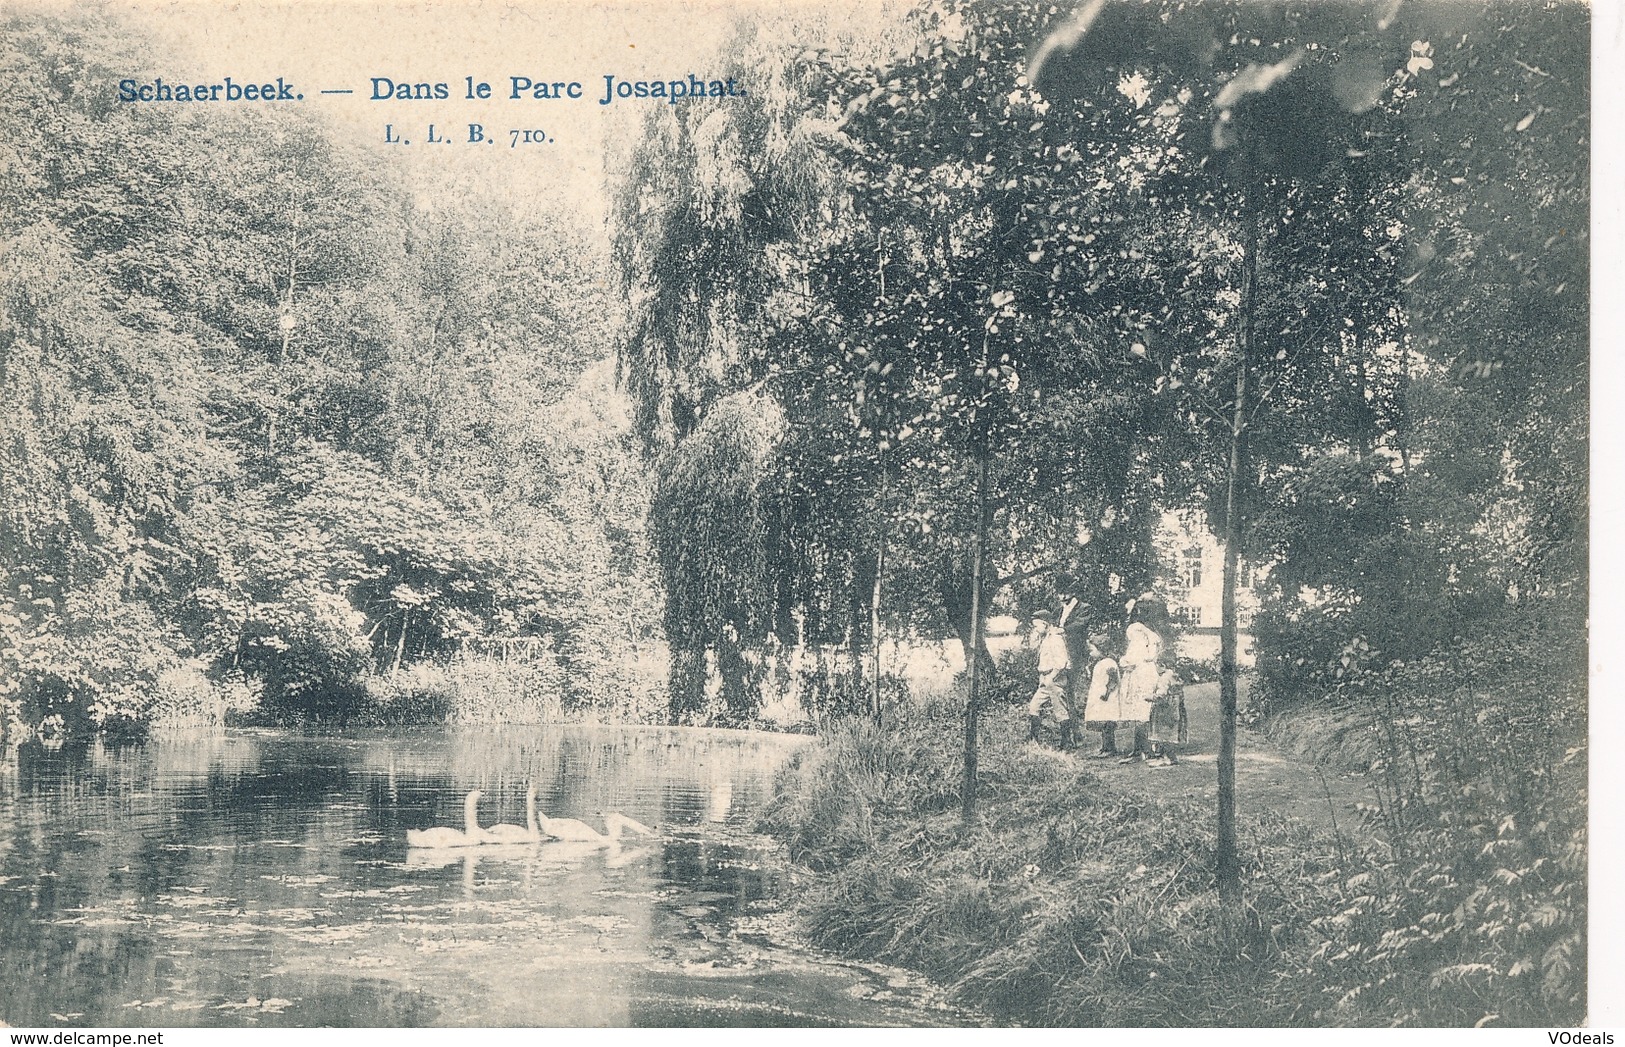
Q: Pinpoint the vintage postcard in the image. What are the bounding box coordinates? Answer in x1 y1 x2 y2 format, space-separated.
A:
0 0 1595 1032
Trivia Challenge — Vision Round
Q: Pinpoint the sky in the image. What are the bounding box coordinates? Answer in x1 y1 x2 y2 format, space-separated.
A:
92 0 841 224
75 0 913 229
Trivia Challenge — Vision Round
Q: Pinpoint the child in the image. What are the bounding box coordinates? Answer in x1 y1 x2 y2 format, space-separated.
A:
1081 630 1122 757
1146 666 1184 766
1117 596 1167 763
1026 609 1076 749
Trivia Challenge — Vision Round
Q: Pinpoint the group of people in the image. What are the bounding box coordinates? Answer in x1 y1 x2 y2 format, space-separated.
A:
1025 593 1184 766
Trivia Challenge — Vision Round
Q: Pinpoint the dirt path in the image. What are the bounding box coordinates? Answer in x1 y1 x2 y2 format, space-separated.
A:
1069 678 1378 848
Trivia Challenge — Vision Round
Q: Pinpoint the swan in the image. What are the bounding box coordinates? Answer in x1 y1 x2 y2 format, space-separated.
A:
536 809 657 846
406 789 489 848
482 783 550 844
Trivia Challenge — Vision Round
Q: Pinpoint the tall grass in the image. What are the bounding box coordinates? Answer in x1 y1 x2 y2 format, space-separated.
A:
761 675 1584 1027
761 700 1342 1026
147 665 257 732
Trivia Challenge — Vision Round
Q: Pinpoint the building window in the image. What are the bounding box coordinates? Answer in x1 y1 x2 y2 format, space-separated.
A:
1181 545 1203 589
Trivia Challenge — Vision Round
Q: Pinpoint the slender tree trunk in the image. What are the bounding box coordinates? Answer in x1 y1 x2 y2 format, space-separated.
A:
941 569 993 676
392 608 410 674
1217 184 1259 904
871 539 885 725
1217 443 1242 901
1397 338 1412 479
269 174 300 455
846 574 866 696
962 453 989 823
870 469 889 724
872 242 888 726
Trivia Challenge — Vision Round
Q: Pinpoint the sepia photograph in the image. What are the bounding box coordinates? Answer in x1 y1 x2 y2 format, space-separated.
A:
0 0 1593 1030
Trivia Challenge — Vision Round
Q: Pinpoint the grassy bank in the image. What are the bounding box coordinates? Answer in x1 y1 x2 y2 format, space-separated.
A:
759 692 1584 1027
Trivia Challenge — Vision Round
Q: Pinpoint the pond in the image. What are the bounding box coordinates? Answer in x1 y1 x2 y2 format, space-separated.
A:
0 726 978 1028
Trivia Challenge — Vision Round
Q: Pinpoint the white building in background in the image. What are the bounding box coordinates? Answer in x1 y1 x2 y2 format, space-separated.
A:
1155 510 1268 666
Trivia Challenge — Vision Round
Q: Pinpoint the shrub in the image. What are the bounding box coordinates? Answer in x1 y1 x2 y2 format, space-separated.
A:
1271 609 1586 1026
0 582 184 742
985 645 1037 706
1172 653 1219 684
147 664 258 730
361 663 457 725
1251 599 1356 716
237 588 372 725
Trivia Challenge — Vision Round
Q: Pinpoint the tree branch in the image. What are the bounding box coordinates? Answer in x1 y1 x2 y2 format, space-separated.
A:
993 561 1058 589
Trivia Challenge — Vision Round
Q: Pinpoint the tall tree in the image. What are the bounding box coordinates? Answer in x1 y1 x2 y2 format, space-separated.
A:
1030 0 1585 899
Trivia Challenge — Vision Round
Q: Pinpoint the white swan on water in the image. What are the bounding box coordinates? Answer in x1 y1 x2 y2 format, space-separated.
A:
406 789 489 848
536 808 657 846
482 783 549 844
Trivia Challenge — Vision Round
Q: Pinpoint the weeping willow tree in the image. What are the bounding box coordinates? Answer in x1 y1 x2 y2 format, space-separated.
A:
647 394 778 722
611 15 888 721
611 21 841 450
612 5 1173 725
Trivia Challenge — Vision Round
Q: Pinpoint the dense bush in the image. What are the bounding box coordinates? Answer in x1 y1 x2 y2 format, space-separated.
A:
146 664 257 730
1267 609 1586 1025
985 645 1037 707
0 583 185 742
1 581 258 741
1172 653 1219 685
1251 599 1362 718
235 587 373 725
360 663 458 725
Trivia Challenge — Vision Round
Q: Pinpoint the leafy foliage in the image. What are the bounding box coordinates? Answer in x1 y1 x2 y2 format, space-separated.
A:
606 0 1594 1024
0 8 658 737
1259 610 1585 1024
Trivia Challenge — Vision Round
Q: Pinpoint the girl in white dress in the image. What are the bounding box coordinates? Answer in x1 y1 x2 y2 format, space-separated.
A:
1118 597 1168 762
1081 630 1123 757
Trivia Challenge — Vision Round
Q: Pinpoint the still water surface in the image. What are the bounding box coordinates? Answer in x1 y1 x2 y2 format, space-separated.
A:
0 726 976 1027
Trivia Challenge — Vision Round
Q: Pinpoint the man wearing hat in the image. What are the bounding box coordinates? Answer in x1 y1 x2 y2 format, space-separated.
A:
1027 608 1077 749
1060 598 1095 714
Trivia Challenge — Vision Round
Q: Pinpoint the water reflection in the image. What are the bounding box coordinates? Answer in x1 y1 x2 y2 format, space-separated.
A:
0 726 976 1028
